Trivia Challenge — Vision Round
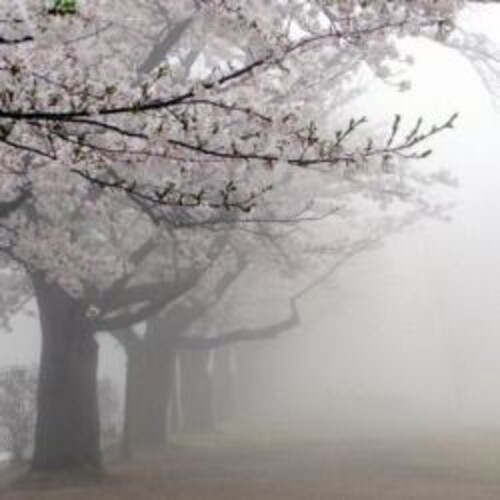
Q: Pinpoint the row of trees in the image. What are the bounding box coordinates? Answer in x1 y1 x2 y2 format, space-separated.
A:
0 0 495 474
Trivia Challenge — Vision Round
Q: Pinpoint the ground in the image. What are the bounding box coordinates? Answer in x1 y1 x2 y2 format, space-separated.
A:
2 426 500 499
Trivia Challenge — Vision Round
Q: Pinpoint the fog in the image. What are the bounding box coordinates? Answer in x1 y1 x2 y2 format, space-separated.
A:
6 3 500 431
3 2 500 498
226 11 500 436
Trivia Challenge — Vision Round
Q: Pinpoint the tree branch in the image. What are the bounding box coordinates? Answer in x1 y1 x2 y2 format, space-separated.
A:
137 17 195 75
109 327 142 354
175 297 299 350
97 273 198 315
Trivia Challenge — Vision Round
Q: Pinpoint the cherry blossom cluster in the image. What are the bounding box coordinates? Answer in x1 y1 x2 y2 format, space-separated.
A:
0 0 464 309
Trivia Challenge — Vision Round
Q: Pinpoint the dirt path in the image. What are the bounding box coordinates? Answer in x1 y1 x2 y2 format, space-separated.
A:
2 430 500 499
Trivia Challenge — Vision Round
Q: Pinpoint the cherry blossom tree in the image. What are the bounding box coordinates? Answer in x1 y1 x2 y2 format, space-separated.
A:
115 236 299 456
1 0 461 213
0 0 471 473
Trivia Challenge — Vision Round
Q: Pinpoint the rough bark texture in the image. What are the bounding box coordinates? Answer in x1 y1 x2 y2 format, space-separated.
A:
31 276 101 472
179 350 214 432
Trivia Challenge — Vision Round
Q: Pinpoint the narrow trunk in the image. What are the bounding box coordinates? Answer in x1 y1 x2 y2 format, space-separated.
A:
31 277 101 472
179 350 214 432
168 354 181 435
124 332 175 452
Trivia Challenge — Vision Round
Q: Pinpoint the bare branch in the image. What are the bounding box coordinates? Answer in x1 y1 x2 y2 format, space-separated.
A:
175 297 299 350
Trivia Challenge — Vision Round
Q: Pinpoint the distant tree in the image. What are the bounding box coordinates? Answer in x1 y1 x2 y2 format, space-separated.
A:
0 367 37 464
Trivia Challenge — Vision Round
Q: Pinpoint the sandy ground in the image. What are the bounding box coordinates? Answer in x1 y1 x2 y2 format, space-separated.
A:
2 428 500 499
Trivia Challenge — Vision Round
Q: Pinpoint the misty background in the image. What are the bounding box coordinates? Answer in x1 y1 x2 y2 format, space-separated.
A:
2 3 500 436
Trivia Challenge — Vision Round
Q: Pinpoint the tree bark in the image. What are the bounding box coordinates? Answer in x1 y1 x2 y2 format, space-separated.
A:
31 276 101 472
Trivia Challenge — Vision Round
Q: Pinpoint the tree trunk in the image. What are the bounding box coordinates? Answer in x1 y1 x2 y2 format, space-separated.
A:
168 354 182 434
31 276 101 472
123 331 176 452
179 350 214 432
